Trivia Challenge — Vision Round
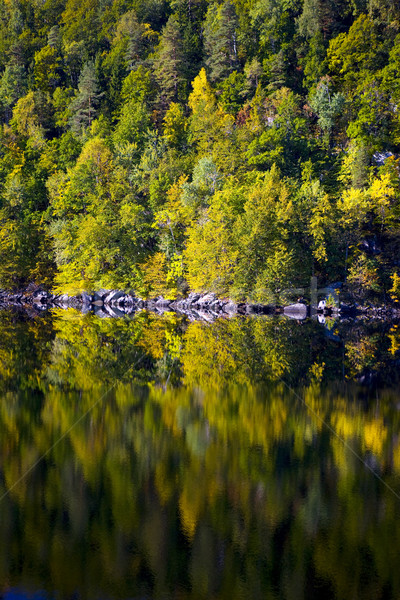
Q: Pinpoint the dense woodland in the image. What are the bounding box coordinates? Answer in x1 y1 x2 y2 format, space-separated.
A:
1 0 400 301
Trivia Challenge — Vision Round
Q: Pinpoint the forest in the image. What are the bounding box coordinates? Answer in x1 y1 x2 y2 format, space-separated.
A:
1 0 400 303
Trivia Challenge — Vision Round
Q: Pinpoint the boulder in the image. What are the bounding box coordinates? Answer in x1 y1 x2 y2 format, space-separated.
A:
124 295 136 306
187 293 201 305
197 293 217 306
80 292 93 305
114 295 127 307
283 303 308 320
209 299 222 310
93 289 110 302
55 294 72 306
103 304 126 318
223 301 237 314
197 310 217 322
104 290 125 305
33 290 51 303
93 306 111 318
155 296 171 307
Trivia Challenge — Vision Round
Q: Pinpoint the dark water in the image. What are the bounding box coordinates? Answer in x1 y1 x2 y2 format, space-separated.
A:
1 308 400 599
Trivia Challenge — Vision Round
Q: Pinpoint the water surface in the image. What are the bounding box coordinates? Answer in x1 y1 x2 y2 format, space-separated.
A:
0 308 400 599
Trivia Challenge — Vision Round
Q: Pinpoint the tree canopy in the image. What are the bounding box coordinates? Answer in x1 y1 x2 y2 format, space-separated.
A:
0 0 399 300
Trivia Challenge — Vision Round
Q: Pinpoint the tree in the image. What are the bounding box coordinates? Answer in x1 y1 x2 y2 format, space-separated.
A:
162 102 187 148
203 1 240 84
0 63 27 121
112 98 151 157
327 14 384 96
61 0 102 57
34 45 62 92
188 68 236 163
69 61 103 135
246 87 308 176
10 90 52 144
120 11 157 70
309 76 345 144
48 137 153 293
297 0 321 39
153 15 185 106
184 201 238 294
233 166 298 302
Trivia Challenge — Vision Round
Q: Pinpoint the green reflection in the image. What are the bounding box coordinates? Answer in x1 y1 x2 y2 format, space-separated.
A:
0 309 399 599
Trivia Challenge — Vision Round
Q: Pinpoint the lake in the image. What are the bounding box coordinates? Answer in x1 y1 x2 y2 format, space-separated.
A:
0 307 400 599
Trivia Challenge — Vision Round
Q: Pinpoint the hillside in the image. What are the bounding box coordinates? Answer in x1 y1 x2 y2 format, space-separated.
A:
0 0 400 303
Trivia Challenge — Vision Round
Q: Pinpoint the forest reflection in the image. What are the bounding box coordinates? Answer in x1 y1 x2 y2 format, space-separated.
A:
0 308 400 599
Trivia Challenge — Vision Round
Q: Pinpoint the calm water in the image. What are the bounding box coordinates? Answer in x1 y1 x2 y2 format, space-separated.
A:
0 308 400 599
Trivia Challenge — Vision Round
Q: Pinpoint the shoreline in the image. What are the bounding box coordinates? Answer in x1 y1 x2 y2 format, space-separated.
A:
1 287 399 321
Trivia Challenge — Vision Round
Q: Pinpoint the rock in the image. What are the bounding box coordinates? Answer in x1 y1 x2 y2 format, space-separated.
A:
124 295 136 306
103 304 126 318
187 293 201 305
197 310 217 322
155 296 171 307
197 293 217 306
104 290 125 305
318 300 327 310
209 299 222 309
33 290 51 303
79 292 93 305
373 151 394 166
93 306 111 318
283 303 308 320
93 289 110 302
123 305 136 315
54 293 69 305
32 302 47 311
222 301 237 314
175 300 186 311
114 295 127 307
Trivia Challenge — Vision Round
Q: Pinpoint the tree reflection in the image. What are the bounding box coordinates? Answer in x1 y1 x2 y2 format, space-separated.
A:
0 309 399 598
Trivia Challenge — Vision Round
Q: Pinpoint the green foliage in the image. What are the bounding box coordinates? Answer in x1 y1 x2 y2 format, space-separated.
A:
309 76 345 143
203 1 240 84
154 14 186 105
0 64 27 120
0 0 399 297
69 61 103 136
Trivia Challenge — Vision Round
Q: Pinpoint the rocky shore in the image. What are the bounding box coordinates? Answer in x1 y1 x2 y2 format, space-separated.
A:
0 286 398 321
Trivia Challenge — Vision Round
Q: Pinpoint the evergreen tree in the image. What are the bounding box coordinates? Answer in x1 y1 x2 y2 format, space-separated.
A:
69 61 103 135
0 63 27 121
203 1 240 84
154 15 185 106
297 0 321 39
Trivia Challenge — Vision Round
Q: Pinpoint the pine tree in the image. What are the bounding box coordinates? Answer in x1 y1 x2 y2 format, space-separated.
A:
154 15 185 107
0 63 27 121
47 25 61 50
69 61 103 135
297 0 321 39
122 11 152 70
203 1 240 84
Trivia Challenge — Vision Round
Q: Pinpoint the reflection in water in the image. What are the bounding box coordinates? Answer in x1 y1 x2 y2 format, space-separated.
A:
0 308 399 599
